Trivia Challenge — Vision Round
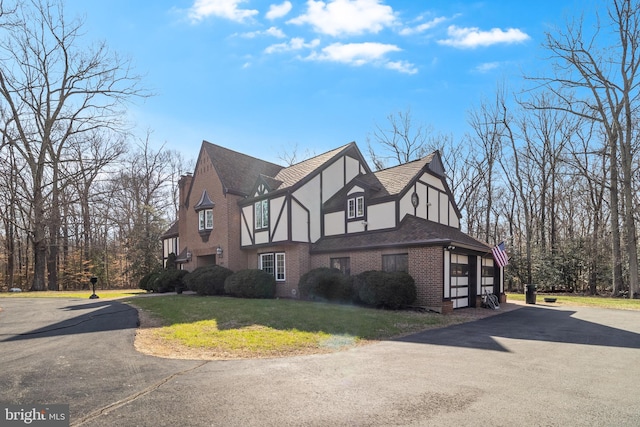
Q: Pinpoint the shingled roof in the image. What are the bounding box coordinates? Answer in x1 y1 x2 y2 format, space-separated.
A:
371 154 436 198
202 141 283 196
273 142 360 190
323 153 437 211
311 215 491 254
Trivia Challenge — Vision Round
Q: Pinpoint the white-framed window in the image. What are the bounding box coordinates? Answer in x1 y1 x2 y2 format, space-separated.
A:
259 252 285 281
255 199 269 229
347 196 365 219
198 209 213 230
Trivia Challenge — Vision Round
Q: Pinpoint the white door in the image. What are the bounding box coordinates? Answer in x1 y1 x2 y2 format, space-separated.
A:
450 254 469 309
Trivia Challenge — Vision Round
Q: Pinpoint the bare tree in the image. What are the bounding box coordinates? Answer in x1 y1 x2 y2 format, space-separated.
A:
367 109 433 170
0 0 146 290
529 0 640 297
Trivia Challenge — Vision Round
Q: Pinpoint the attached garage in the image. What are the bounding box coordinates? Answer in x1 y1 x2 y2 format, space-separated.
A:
448 253 470 308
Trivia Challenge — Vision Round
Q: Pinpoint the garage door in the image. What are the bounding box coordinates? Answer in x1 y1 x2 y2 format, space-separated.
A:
450 254 469 309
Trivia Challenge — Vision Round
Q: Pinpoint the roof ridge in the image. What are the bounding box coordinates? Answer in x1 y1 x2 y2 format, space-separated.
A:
202 140 283 168
373 152 436 173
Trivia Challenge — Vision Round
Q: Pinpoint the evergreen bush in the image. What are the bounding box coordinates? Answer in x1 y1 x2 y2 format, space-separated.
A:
354 270 416 309
298 267 352 302
224 269 276 299
184 265 234 295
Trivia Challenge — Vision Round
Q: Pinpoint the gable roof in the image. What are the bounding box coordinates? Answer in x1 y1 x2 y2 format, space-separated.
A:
368 153 436 199
160 221 179 239
272 142 367 190
311 215 491 254
202 141 283 196
323 152 438 211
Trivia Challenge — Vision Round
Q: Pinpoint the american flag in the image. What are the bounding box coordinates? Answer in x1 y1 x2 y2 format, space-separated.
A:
492 242 509 268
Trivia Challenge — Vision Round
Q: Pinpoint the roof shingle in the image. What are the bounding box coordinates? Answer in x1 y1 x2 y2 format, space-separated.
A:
203 141 283 196
312 215 490 254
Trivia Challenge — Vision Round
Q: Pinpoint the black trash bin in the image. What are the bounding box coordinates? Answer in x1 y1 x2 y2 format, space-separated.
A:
525 284 537 304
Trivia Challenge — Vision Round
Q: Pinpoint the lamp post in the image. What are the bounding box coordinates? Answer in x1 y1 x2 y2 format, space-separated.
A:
89 277 99 299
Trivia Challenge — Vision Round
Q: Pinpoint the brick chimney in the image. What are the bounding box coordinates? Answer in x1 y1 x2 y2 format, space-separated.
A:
178 173 193 238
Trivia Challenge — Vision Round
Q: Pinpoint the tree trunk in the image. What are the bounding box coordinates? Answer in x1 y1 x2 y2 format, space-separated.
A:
610 139 624 296
31 187 47 291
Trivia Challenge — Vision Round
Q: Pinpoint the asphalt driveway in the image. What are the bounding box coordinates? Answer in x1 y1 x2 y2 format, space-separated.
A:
1 298 639 426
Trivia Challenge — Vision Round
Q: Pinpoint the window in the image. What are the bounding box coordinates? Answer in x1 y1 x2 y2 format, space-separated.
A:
276 253 286 281
198 209 213 230
382 254 409 273
347 195 365 219
259 252 285 281
451 263 470 277
330 257 351 275
482 265 495 277
255 199 269 229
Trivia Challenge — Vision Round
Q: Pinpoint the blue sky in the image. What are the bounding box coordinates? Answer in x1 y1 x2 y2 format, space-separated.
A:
64 0 591 164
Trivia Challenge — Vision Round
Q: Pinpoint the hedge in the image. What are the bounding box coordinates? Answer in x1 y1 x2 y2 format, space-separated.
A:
184 265 234 296
138 269 188 293
353 270 417 309
224 269 276 299
298 267 352 302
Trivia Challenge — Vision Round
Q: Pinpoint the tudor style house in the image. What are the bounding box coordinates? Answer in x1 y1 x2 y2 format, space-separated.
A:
161 140 504 313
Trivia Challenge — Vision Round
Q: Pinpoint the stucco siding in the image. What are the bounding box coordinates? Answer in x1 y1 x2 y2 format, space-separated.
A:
367 202 396 230
255 230 269 245
324 211 345 236
421 172 445 191
271 196 288 242
439 192 449 225
291 200 309 242
241 205 253 246
322 158 345 203
293 175 322 242
345 156 361 182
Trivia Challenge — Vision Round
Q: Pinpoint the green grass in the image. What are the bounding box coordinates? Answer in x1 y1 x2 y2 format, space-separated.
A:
0 289 146 299
507 292 640 310
126 295 455 358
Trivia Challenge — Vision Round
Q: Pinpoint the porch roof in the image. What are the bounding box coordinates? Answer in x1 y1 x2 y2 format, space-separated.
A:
311 215 491 254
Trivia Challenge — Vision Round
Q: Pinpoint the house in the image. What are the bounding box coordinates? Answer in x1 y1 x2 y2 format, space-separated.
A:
162 140 504 313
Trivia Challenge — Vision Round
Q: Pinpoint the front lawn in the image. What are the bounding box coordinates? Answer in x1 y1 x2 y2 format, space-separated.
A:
126 295 461 359
507 292 640 310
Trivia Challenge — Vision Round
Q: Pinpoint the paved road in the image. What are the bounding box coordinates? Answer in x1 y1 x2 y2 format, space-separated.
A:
1 298 639 426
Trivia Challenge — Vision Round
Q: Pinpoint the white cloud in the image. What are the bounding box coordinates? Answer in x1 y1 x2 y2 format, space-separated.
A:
188 0 258 23
239 26 287 39
438 25 530 48
385 60 418 74
305 42 416 74
475 62 501 73
399 16 447 36
288 0 396 37
265 37 321 54
266 1 293 20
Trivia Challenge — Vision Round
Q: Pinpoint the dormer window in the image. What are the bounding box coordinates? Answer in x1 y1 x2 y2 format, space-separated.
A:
347 195 365 219
194 190 215 233
199 209 213 230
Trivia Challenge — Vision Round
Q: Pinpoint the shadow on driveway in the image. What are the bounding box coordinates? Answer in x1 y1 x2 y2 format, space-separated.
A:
396 305 640 352
0 300 138 342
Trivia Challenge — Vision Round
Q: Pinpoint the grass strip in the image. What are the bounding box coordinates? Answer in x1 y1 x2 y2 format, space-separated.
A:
507 292 640 310
0 289 146 299
126 295 454 358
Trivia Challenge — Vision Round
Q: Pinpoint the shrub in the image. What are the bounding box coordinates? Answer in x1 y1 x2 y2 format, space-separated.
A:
224 269 276 299
138 270 161 292
354 270 417 309
139 269 188 293
184 265 234 296
298 267 352 302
